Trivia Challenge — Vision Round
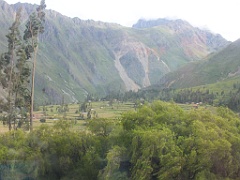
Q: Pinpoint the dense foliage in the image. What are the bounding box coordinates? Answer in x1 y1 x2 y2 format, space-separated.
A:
108 83 240 112
0 101 240 179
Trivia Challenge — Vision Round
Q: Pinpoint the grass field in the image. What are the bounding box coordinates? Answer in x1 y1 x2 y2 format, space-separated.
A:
0 101 214 133
0 101 136 133
36 101 136 119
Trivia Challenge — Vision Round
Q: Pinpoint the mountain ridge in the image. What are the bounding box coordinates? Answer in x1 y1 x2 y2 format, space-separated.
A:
0 1 230 104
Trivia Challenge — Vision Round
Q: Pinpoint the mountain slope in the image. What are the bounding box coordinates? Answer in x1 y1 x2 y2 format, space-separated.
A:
159 39 240 88
0 1 230 104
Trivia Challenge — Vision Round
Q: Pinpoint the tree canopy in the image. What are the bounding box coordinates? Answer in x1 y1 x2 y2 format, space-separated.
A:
0 101 240 179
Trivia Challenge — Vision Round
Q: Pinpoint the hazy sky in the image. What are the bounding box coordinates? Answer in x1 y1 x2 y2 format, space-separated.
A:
5 0 240 41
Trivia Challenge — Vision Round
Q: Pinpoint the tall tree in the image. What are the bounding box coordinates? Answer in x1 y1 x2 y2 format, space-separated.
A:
23 0 46 131
0 8 24 130
13 43 31 130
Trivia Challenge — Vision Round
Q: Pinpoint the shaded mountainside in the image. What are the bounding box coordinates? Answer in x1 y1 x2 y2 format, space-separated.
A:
158 39 240 89
0 0 230 104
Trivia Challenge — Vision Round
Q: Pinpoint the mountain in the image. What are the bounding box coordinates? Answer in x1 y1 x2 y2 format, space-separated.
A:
0 0 230 104
158 39 240 89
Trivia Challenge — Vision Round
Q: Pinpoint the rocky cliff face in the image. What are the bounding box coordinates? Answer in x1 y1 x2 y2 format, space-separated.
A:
112 36 170 91
0 1 230 104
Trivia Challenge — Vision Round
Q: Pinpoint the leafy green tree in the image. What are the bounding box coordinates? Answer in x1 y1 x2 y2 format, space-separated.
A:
88 118 115 137
23 0 46 131
80 101 87 112
99 146 128 180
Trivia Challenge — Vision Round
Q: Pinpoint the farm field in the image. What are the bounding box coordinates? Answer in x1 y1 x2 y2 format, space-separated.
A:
0 101 212 133
0 101 136 132
36 101 136 119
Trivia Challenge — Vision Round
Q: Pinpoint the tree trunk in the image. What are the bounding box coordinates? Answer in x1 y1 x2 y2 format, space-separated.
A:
30 46 38 132
8 46 15 131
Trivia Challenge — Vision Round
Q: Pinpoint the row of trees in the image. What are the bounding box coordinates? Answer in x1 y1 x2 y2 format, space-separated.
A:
0 0 46 131
0 101 240 179
219 88 240 111
106 86 240 112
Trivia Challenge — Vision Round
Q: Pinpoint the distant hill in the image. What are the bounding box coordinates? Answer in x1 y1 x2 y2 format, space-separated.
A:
0 0 230 104
158 39 240 89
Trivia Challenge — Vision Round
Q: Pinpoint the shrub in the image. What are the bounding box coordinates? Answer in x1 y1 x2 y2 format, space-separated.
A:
40 118 46 123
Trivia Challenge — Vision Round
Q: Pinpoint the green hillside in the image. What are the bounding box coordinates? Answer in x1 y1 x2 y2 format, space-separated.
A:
160 39 240 89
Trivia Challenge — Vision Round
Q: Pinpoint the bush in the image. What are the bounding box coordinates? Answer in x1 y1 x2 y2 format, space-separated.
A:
40 118 46 123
